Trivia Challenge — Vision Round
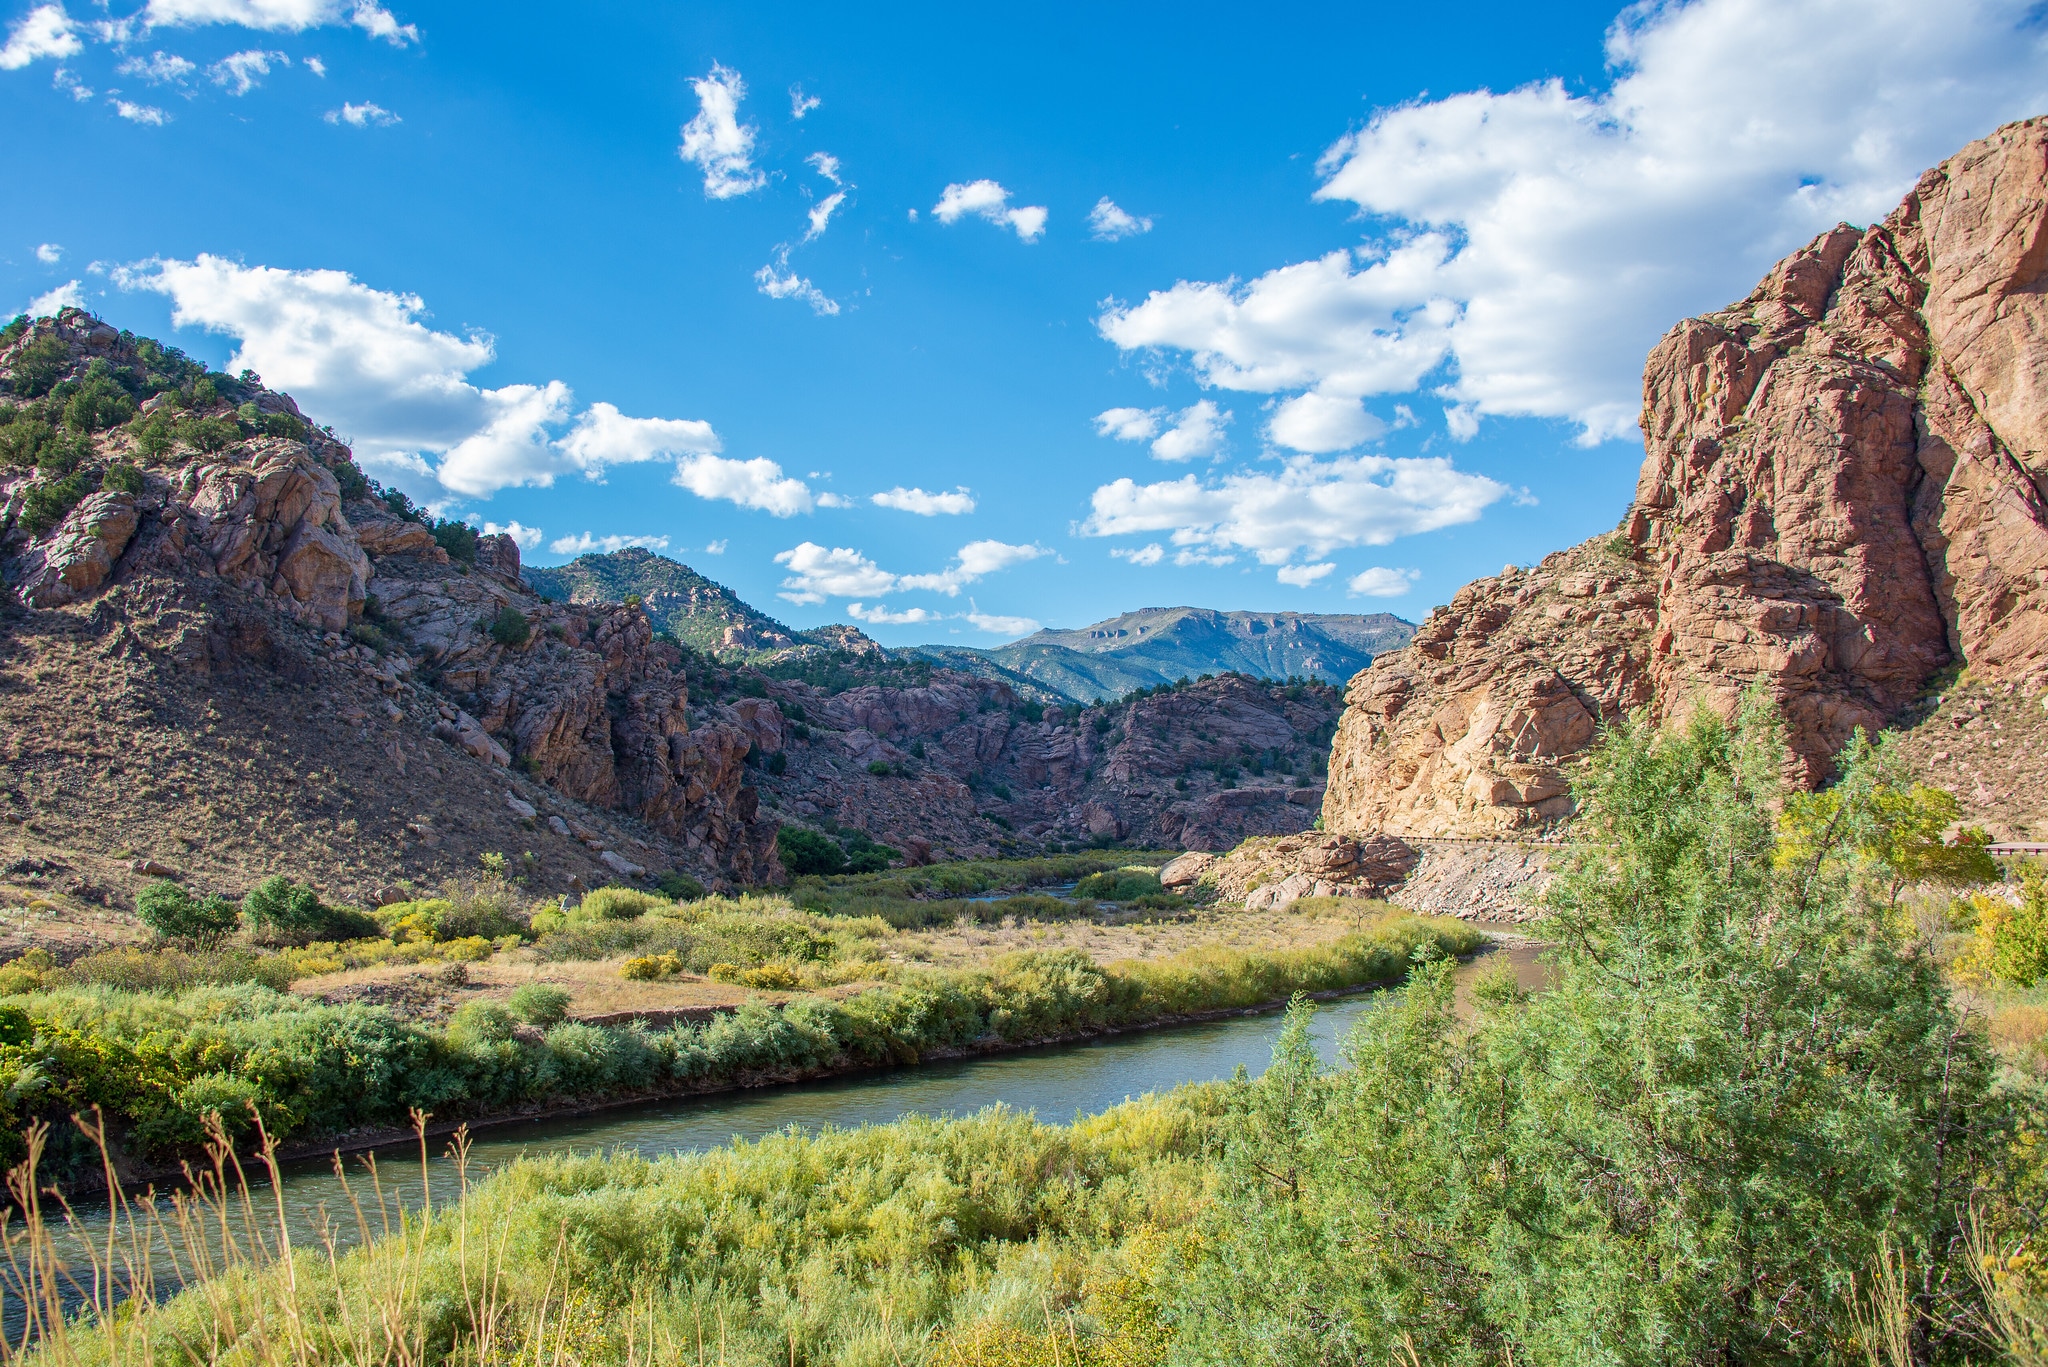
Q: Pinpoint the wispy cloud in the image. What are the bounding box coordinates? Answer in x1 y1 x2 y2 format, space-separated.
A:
679 62 764 199
210 48 286 94
1088 197 1152 240
324 100 398 126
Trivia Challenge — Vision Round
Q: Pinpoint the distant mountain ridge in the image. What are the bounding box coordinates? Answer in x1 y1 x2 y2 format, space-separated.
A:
523 551 1413 702
524 548 803 656
917 607 1415 701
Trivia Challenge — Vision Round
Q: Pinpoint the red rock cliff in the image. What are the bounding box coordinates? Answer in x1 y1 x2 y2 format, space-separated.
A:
1325 118 2048 839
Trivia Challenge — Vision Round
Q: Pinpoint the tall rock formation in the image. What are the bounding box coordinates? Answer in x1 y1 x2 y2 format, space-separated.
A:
1325 118 2048 839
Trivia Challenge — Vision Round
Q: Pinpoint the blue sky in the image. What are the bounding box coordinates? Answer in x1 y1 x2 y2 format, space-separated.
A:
5 0 2045 643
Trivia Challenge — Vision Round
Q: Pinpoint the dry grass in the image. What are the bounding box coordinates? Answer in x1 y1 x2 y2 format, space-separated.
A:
896 894 1391 970
284 894 1406 1026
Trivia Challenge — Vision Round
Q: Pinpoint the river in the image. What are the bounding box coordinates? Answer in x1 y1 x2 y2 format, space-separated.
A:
11 937 1548 1332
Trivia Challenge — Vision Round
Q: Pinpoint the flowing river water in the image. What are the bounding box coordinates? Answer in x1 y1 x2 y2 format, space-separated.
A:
11 936 1548 1334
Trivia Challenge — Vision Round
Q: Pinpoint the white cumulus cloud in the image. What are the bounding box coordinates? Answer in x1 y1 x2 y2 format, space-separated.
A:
933 180 1046 241
0 5 80 69
1094 406 1162 442
1081 453 1508 563
433 382 572 496
1276 561 1336 587
558 401 719 475
1102 0 2048 446
899 540 1048 596
679 62 765 200
806 151 840 184
846 603 941 625
1088 197 1152 240
789 83 818 119
773 538 1045 603
674 453 817 517
1112 543 1165 566
210 48 285 94
966 604 1040 638
112 99 170 124
481 520 543 550
141 0 415 44
1149 399 1230 462
116 255 747 503
1349 566 1420 597
548 532 672 557
325 100 397 126
872 486 975 516
774 542 897 604
1266 390 1387 454
21 279 83 317
703 539 727 555
34 243 62 265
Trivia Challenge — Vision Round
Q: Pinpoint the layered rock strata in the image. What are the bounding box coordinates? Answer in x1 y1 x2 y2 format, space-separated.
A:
1326 118 2048 840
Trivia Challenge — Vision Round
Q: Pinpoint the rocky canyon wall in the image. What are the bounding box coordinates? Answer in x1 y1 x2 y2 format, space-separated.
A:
1325 118 2048 839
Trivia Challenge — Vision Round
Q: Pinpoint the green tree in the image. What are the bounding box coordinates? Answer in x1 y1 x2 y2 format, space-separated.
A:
1176 697 2010 1365
433 518 479 563
777 826 846 877
487 605 531 647
1780 728 1999 907
9 334 69 397
134 881 239 942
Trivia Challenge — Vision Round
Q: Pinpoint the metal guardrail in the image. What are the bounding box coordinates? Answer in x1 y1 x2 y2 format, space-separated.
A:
1989 843 2048 856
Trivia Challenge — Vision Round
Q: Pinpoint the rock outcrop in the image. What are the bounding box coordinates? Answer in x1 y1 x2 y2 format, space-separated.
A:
1326 118 2048 840
753 670 1341 857
0 311 777 888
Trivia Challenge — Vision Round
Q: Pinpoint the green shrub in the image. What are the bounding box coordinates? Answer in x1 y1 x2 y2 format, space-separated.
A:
867 760 893 777
62 375 136 432
1962 868 2048 985
655 871 706 901
448 1000 518 1047
0 315 25 346
135 881 239 942
580 886 665 921
778 826 847 877
9 334 68 397
260 410 308 441
101 461 144 494
1075 870 1165 903
331 459 369 499
509 982 572 1027
0 416 51 468
487 605 531 647
621 952 682 981
18 470 93 536
129 410 177 460
179 414 240 454
433 519 479 563
240 876 379 944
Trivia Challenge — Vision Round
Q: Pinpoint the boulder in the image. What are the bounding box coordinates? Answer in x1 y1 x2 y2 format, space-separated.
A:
1158 851 1216 888
19 492 140 608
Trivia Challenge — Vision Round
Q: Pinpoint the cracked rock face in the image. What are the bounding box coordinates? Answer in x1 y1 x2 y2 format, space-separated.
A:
1327 117 2048 839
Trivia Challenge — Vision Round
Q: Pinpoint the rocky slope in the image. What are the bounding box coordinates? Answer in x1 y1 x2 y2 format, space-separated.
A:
744 670 1339 858
0 312 780 905
524 546 802 656
1325 118 2048 841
